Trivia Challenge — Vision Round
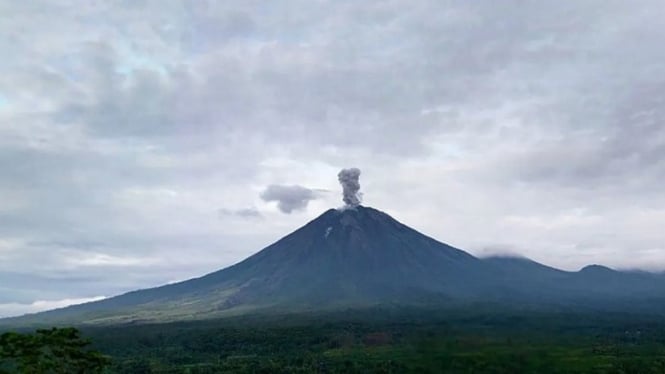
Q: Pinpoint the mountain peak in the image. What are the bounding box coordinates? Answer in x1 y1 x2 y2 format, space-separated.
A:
580 264 616 274
306 206 398 234
6 206 665 327
3 206 487 325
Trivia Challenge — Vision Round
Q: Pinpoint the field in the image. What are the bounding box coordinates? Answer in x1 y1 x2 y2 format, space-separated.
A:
72 307 665 373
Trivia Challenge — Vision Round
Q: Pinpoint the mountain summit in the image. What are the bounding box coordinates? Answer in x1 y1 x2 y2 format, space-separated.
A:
16 206 492 325
214 206 490 305
4 206 665 326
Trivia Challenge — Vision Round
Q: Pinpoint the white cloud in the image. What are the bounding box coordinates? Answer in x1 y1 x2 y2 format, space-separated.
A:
63 252 152 267
0 296 106 318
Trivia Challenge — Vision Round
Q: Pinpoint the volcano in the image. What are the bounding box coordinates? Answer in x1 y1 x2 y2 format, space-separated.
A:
4 206 665 326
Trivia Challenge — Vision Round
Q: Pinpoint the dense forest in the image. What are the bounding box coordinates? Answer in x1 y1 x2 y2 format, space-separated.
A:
5 307 665 373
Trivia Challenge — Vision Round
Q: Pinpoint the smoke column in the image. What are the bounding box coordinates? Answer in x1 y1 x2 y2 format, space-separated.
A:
338 168 362 207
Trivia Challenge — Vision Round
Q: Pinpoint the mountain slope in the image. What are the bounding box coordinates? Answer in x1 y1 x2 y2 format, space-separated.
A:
12 206 495 324
484 256 665 310
4 206 665 326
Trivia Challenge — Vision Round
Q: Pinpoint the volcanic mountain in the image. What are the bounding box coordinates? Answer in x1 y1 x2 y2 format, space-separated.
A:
4 206 665 326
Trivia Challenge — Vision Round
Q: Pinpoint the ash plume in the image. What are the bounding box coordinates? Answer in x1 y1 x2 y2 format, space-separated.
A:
338 168 362 207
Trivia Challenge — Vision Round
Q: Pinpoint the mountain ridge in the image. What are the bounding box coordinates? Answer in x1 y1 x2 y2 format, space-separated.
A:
3 205 665 326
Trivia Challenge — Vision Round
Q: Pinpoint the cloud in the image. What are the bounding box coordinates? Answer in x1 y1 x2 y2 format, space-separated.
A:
218 207 262 219
1 0 665 309
63 252 155 267
260 185 322 214
0 296 106 318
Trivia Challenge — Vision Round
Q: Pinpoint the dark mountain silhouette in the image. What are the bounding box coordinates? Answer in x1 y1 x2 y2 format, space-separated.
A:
3 206 665 326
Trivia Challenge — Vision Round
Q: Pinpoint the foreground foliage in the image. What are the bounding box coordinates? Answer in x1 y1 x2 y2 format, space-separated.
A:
78 308 665 373
0 327 110 373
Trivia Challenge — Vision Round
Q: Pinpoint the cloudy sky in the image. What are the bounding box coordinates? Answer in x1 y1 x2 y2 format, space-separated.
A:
1 0 665 317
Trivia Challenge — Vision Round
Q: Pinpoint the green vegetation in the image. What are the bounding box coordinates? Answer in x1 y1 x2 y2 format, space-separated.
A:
0 327 110 373
77 308 665 373
4 309 665 373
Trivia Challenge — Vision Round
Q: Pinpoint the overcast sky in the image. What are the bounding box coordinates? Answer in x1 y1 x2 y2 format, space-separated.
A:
1 0 664 317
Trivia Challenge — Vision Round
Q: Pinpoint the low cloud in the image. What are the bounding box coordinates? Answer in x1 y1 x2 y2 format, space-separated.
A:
0 296 106 318
260 185 322 214
476 245 528 259
218 207 262 219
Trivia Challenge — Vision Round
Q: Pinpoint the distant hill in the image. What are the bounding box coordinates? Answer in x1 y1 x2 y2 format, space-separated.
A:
4 206 665 326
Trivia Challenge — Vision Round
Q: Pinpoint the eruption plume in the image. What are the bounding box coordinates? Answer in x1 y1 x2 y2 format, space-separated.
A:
338 168 362 207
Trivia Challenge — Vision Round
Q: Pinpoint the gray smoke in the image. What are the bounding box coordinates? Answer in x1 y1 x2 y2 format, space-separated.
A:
338 168 362 207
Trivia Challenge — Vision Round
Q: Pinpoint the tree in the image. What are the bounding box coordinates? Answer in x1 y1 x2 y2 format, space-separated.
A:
0 327 110 373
